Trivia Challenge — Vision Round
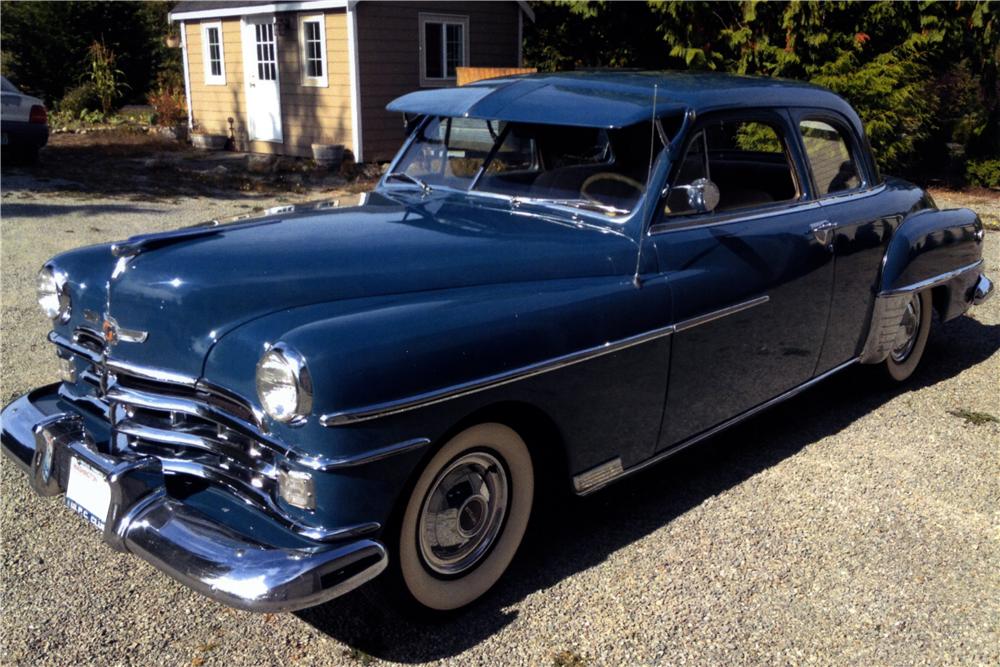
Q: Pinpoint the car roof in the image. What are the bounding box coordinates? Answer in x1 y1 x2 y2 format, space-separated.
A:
387 70 861 131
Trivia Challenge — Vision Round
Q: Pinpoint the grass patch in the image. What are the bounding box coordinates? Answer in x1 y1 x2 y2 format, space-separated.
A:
948 408 1000 426
553 649 588 667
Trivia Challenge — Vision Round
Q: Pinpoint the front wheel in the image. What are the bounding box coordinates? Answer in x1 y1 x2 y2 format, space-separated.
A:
884 289 932 382
396 423 533 611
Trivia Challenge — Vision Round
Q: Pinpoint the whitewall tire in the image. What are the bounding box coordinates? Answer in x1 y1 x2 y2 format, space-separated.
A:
884 289 932 382
397 423 534 611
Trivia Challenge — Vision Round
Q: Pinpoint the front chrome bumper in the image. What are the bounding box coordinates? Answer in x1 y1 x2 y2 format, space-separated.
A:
0 386 387 613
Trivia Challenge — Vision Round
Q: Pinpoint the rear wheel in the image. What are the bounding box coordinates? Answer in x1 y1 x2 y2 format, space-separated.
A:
396 423 533 611
884 289 932 382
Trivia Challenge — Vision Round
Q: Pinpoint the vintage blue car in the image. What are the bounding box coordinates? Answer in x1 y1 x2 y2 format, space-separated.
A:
1 72 993 614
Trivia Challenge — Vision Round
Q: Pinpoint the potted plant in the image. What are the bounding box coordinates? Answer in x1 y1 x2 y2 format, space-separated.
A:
311 143 345 169
191 132 228 151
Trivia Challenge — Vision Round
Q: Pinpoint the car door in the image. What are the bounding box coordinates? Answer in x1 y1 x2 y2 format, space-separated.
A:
789 111 899 374
649 110 836 452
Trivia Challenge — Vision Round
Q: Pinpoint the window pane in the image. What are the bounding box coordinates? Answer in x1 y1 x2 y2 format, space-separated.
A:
390 116 660 216
800 120 860 195
445 24 463 78
667 120 797 215
424 22 443 79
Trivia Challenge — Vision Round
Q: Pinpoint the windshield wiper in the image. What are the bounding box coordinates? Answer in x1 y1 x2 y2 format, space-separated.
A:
543 198 632 217
385 171 432 193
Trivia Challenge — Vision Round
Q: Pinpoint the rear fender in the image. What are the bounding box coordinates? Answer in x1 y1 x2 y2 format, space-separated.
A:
860 206 985 364
879 207 984 296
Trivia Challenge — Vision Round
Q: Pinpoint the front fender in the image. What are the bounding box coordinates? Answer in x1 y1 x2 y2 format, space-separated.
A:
200 276 670 530
203 275 669 455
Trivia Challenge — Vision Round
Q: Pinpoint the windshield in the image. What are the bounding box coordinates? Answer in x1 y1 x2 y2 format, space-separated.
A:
387 116 665 218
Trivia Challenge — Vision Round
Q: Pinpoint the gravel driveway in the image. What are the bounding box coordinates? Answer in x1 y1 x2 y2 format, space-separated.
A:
2 181 998 666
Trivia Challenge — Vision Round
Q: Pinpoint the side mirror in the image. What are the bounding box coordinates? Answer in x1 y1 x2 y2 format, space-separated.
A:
663 178 721 215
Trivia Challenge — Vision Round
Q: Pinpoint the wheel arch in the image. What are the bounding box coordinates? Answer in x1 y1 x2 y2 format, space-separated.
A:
430 401 571 496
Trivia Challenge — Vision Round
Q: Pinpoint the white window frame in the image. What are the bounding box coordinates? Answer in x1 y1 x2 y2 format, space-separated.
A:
201 21 226 85
418 13 469 87
298 14 328 87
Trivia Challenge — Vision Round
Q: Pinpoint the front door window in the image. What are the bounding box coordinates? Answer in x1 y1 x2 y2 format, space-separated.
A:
664 119 799 216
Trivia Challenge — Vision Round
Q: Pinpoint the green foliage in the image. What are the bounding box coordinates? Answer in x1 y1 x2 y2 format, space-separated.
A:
734 122 783 153
0 1 180 106
58 82 101 115
965 159 1000 188
523 2 671 71
523 0 1000 181
85 41 129 113
48 107 154 131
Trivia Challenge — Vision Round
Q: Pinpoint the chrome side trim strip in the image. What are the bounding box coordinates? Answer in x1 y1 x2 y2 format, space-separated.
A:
296 437 432 472
880 259 983 296
577 357 860 496
572 457 624 493
320 294 770 427
673 295 769 332
320 322 679 427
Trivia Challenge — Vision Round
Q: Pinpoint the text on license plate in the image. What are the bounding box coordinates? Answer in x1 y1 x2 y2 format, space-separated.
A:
65 457 111 530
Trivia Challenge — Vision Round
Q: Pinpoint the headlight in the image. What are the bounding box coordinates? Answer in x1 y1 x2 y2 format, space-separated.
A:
37 265 71 323
255 343 313 424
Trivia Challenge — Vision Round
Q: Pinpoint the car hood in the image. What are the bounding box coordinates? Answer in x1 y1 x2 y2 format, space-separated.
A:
77 191 637 377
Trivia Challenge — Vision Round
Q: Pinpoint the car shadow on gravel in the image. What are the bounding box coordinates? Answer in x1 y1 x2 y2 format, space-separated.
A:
295 314 1000 661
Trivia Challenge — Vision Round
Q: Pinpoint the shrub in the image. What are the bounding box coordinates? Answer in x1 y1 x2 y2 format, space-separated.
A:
147 87 186 127
966 159 1000 188
58 82 100 115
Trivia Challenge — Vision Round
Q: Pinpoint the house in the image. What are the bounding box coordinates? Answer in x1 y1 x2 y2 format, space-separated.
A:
169 1 535 162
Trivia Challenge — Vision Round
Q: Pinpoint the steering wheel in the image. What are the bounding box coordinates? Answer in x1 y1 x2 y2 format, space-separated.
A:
580 172 645 209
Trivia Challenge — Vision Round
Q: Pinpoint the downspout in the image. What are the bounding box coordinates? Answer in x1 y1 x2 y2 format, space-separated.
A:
179 20 194 130
346 1 364 162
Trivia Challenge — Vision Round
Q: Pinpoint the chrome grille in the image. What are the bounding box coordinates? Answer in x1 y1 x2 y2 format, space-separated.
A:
55 328 283 517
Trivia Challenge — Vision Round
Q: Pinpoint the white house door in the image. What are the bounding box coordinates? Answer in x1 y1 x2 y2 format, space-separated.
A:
242 16 283 142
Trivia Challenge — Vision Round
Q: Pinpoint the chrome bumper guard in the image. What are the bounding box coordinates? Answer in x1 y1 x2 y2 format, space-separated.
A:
1 388 387 613
973 274 994 305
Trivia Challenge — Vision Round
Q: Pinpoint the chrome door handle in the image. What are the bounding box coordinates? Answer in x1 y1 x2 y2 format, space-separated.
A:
810 220 836 246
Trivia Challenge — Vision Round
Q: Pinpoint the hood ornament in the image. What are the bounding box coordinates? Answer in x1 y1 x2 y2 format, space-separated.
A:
102 315 148 345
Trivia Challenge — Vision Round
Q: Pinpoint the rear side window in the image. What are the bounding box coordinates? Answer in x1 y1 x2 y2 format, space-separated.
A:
799 120 861 196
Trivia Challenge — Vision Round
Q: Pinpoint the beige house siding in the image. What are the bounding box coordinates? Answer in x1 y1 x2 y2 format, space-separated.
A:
356 1 520 162
184 11 354 158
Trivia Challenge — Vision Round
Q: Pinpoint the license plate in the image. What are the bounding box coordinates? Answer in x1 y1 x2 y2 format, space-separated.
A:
65 457 111 530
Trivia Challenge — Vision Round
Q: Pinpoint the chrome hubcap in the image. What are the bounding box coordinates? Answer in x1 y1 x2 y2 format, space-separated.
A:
418 451 508 576
890 293 922 363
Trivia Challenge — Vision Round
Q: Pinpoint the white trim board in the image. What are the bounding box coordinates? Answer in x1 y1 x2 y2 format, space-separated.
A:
179 21 194 129
346 0 363 161
170 1 347 22
171 0 535 23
